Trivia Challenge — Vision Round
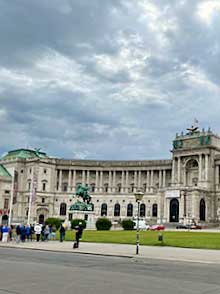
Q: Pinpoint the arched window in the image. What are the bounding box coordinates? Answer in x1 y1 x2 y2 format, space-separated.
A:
127 203 133 217
114 203 120 217
152 204 158 217
101 203 107 216
200 199 206 221
140 203 146 217
60 203 67 216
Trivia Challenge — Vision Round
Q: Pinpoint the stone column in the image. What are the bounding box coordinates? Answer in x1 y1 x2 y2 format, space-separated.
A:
138 170 141 189
205 154 209 181
86 170 90 186
59 169 62 192
112 171 116 193
55 169 58 191
121 171 125 193
125 171 129 193
95 171 99 193
159 170 162 188
68 170 72 192
72 170 76 192
99 171 103 192
82 170 86 186
134 171 137 192
215 166 219 189
199 154 202 182
172 158 175 184
162 170 166 187
147 170 150 192
177 157 181 184
108 171 112 193
150 170 154 192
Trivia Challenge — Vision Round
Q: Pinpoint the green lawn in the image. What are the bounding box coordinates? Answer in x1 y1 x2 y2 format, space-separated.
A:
60 230 220 250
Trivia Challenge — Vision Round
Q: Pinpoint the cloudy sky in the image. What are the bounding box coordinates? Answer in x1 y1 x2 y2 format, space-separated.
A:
0 0 220 160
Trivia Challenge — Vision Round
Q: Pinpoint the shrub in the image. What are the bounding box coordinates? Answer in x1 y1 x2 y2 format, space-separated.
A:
121 219 135 230
71 219 87 229
45 218 62 230
96 218 112 230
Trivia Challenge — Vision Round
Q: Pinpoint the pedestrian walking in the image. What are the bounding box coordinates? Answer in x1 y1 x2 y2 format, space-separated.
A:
59 224 65 242
2 225 9 242
44 225 50 241
34 223 42 242
50 225 57 241
20 225 26 242
16 225 21 243
73 222 83 248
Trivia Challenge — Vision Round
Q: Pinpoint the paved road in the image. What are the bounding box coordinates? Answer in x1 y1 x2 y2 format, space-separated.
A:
0 248 220 294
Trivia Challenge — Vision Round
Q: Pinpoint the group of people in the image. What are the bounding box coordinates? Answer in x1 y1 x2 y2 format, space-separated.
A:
0 223 57 243
0 222 84 248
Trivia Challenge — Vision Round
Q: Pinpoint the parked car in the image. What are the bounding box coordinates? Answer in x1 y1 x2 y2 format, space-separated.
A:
176 223 202 230
176 224 191 229
150 224 165 231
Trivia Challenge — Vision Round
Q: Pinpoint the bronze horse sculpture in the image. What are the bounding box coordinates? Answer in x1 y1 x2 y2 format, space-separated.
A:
75 184 92 204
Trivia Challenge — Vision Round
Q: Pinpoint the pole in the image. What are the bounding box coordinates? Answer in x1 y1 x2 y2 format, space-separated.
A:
136 200 140 255
27 170 34 225
8 171 15 226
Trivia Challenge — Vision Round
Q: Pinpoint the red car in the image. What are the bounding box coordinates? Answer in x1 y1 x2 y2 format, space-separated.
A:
150 224 165 231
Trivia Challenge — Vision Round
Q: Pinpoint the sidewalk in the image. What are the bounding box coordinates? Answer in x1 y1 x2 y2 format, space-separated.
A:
1 241 220 264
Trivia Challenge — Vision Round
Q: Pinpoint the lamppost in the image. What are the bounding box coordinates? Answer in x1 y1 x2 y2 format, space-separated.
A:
134 190 144 255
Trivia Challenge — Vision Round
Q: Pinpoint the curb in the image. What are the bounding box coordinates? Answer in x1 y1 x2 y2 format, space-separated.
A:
0 244 134 259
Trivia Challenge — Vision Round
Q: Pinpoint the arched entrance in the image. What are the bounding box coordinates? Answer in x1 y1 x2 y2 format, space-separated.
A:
170 198 179 222
2 215 8 225
39 214 44 224
200 199 206 221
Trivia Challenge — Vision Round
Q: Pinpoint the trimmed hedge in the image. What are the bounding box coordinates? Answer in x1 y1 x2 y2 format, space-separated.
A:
71 219 87 229
121 219 135 230
96 218 112 230
45 218 62 229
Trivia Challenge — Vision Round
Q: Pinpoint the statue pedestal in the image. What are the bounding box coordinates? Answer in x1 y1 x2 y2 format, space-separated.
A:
69 210 96 230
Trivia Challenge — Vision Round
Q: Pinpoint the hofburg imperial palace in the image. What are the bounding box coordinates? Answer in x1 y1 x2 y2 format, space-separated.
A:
0 126 220 226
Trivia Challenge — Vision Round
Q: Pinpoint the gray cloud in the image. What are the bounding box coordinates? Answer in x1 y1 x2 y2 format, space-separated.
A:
0 0 220 159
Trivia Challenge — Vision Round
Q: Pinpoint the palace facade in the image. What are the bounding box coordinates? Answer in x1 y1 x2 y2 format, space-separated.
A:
1 127 220 226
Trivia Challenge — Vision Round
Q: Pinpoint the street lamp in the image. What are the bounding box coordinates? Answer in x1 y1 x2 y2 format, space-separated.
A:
134 190 144 255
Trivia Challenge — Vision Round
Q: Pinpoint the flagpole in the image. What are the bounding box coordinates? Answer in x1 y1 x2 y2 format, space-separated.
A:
8 170 15 226
27 170 34 225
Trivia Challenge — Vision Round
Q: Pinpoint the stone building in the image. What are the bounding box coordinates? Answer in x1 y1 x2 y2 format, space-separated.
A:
1 126 220 226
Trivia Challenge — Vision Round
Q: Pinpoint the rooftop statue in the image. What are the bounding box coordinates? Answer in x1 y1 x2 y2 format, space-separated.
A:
187 118 199 133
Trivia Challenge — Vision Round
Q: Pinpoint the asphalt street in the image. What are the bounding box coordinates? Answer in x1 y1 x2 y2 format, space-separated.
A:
0 248 220 294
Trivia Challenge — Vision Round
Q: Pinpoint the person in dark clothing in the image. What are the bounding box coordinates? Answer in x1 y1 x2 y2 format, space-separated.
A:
73 222 83 248
59 225 65 242
16 225 21 243
20 225 26 242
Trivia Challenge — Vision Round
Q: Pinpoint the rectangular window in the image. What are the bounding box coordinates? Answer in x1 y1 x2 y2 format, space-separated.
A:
42 183 46 191
4 199 9 209
42 198 45 204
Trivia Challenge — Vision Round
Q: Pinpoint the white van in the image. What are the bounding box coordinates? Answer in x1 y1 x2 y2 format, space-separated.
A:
133 220 150 230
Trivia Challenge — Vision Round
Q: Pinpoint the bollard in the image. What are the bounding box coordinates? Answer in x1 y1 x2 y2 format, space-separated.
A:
158 232 163 243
